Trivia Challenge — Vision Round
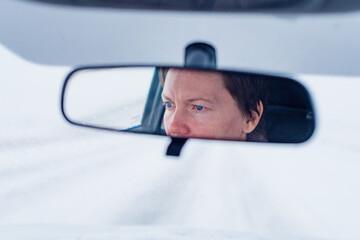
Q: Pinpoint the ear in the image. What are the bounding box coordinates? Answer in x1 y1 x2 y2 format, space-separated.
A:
243 101 264 134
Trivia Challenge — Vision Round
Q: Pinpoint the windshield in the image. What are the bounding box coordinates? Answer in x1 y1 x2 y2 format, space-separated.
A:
1 1 360 239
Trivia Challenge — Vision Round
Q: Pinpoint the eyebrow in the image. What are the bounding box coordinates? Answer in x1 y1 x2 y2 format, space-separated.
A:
161 94 215 104
161 94 173 102
185 98 215 104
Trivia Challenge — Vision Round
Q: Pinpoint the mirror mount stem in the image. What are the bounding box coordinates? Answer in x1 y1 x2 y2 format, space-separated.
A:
166 42 217 157
166 138 188 157
184 42 217 69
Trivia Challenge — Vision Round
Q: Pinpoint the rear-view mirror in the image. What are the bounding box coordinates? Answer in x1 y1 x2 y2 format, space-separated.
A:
61 66 315 143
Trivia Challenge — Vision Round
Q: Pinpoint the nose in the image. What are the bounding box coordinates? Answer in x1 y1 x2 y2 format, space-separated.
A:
166 110 190 138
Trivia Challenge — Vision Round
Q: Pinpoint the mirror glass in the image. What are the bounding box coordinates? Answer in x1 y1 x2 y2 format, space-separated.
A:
64 67 153 130
62 66 315 143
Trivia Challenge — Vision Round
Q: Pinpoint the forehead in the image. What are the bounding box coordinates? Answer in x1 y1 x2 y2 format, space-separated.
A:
162 69 226 98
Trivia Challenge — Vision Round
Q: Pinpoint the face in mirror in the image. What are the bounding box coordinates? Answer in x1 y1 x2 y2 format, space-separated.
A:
160 68 266 141
62 66 315 143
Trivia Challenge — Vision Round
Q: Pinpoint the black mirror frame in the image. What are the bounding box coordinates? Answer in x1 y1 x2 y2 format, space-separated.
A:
61 64 316 140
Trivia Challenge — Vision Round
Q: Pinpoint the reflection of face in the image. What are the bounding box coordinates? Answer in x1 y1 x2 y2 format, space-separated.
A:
161 69 250 140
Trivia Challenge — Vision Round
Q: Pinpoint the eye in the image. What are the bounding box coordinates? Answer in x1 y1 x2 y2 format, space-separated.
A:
163 101 175 109
194 105 205 111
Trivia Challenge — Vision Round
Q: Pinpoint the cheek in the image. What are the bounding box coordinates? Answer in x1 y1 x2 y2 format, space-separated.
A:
188 113 222 137
206 109 247 139
201 117 228 135
221 111 248 139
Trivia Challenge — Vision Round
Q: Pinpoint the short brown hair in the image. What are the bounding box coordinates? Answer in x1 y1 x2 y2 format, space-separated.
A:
158 67 269 142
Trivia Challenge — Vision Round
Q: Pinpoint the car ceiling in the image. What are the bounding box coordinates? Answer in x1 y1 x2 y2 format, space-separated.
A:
1 0 360 76
20 0 360 13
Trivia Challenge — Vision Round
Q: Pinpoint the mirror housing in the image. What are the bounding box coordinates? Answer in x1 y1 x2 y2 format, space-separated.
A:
61 65 315 145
